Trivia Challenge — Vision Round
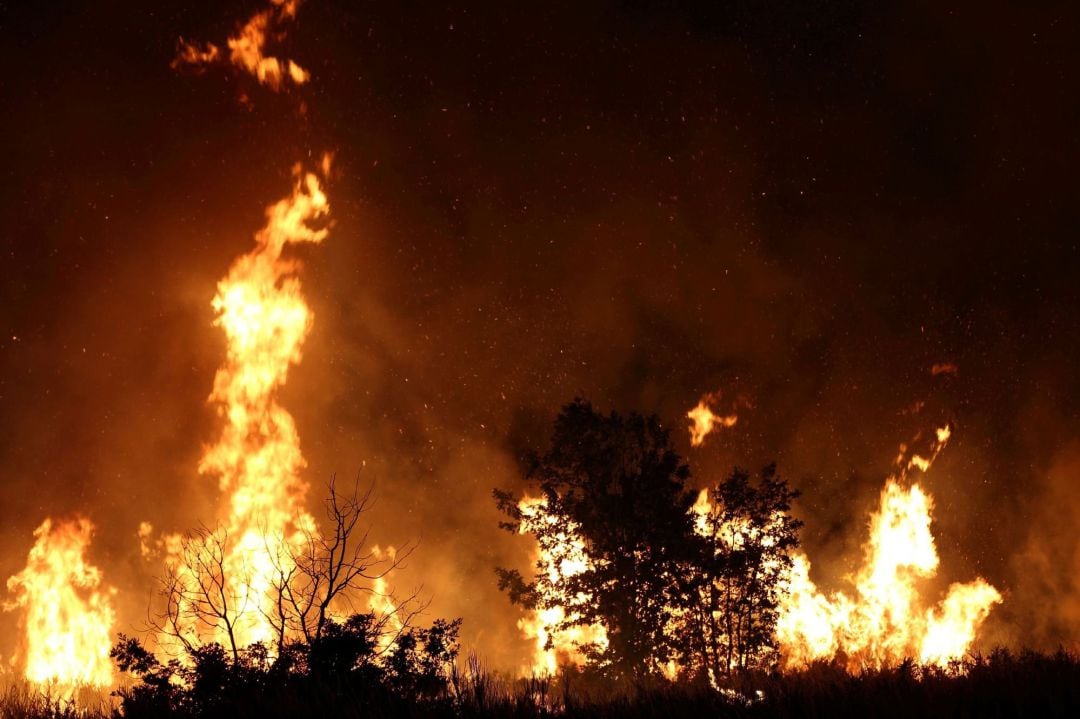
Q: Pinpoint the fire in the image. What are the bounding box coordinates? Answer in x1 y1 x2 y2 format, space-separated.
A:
516 497 608 675
687 392 739 447
368 545 406 654
5 518 116 687
931 362 959 377
174 0 310 91
193 160 330 648
776 426 1002 670
689 487 792 684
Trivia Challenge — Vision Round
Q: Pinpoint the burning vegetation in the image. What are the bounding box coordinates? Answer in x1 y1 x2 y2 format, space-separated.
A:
495 401 999 687
5 518 116 688
2 0 1079 717
776 426 1001 670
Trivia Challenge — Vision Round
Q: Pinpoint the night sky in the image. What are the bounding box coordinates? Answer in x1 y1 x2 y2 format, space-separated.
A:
2 0 1079 666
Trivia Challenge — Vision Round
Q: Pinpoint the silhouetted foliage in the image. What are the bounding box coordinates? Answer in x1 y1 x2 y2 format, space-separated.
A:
111 614 460 719
496 398 699 680
683 464 803 678
7 647 1080 718
113 477 453 718
496 399 802 682
150 476 416 663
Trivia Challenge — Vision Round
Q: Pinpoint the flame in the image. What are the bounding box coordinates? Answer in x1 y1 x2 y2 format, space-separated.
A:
930 362 959 377
516 497 608 675
368 545 406 654
687 392 738 447
174 0 310 91
4 518 116 687
689 488 788 683
776 426 1002 669
192 161 329 648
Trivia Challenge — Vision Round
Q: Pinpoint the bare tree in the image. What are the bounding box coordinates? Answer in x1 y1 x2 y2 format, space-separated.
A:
265 474 421 653
149 475 423 662
152 525 250 663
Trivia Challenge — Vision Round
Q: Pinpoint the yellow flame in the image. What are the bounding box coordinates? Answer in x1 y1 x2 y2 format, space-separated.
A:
775 427 1001 670
193 162 329 648
516 497 608 675
687 392 738 448
5 518 116 687
689 488 787 683
368 545 406 654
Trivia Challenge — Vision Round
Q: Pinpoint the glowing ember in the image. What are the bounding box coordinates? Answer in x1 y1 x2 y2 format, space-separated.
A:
775 426 1002 669
5 518 116 687
194 160 330 648
930 362 959 377
687 392 739 448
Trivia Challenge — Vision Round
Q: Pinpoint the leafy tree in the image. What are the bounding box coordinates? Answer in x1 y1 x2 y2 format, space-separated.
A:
496 400 803 683
384 618 463 699
495 398 699 680
113 614 461 719
685 464 803 679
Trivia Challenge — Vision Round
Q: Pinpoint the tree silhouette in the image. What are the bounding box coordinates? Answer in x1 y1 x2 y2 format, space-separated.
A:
496 400 803 683
153 524 247 662
115 480 460 718
684 464 802 679
149 476 418 661
265 475 419 651
496 398 699 680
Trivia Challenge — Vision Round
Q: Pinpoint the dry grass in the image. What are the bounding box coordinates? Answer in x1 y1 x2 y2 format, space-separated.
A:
1 649 1078 718
0 679 113 719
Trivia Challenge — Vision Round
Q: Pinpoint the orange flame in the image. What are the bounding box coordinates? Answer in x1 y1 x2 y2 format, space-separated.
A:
174 0 310 91
516 497 608 675
194 161 329 648
368 545 406 654
930 362 959 377
776 426 1001 669
687 393 739 448
5 518 116 687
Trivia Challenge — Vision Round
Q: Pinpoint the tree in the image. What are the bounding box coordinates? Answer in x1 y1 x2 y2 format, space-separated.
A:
153 524 247 663
495 398 699 680
113 615 463 719
149 476 417 661
685 464 802 679
116 479 460 718
495 400 804 684
265 475 418 651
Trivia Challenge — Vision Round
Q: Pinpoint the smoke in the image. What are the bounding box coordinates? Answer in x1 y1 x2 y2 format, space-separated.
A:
1009 444 1080 650
1 0 1079 673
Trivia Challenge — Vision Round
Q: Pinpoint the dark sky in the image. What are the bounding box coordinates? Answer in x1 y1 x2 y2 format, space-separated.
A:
1 0 1079 666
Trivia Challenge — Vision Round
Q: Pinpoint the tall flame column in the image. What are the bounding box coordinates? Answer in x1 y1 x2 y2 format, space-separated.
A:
198 165 329 648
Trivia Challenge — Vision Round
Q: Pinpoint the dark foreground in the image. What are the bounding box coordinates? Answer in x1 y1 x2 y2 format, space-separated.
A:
4 649 1078 719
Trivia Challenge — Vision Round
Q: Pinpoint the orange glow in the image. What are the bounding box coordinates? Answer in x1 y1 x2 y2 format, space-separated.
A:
174 0 310 91
931 362 959 376
193 161 330 648
687 392 738 447
368 545 405 654
775 426 1002 670
5 518 116 688
516 497 608 675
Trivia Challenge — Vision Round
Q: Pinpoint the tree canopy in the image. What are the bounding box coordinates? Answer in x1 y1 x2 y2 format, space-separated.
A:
496 398 802 682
